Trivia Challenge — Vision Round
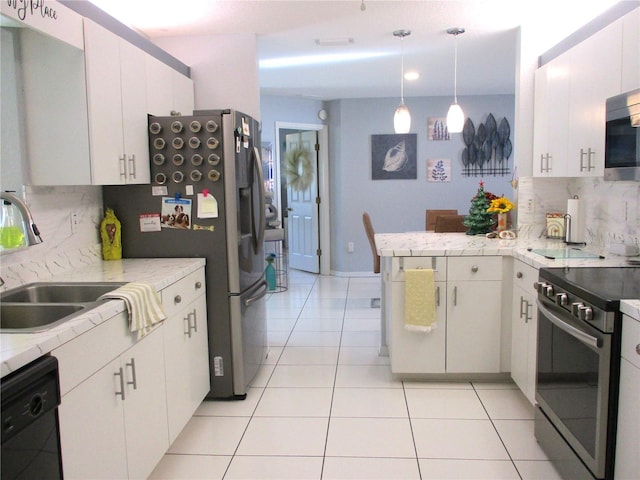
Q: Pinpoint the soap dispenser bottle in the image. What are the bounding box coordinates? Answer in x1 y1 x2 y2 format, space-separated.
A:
0 200 27 250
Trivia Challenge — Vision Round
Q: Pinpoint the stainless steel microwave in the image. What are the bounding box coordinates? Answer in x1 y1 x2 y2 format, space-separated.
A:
604 88 640 181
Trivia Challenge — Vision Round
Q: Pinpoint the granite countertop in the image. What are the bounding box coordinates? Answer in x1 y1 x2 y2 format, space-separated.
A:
375 231 637 270
621 300 640 321
1 257 205 377
375 232 640 317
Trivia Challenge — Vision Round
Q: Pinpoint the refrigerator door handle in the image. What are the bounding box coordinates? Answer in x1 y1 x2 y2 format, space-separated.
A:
244 281 269 307
251 146 266 253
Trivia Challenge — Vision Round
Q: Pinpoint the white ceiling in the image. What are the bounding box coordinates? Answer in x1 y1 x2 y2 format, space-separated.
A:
88 0 620 100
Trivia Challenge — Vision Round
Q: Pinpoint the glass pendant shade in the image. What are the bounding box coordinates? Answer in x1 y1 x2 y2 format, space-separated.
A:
446 27 465 134
393 29 411 134
394 103 411 133
446 103 464 133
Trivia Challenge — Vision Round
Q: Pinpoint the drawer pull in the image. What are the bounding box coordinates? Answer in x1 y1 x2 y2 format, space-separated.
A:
174 294 182 304
195 281 202 290
516 271 523 279
636 344 640 356
471 265 478 273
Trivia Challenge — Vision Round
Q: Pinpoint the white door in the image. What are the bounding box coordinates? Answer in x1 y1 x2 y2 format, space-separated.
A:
285 131 319 273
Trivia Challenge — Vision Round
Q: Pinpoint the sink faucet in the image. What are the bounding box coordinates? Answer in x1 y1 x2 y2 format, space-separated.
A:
1 191 43 246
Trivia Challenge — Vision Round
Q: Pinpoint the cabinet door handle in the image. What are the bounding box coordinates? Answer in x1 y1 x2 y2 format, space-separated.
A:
119 155 126 178
114 367 125 400
525 300 532 323
519 296 527 319
195 281 202 290
125 358 137 390
546 154 552 172
453 286 458 306
191 309 198 333
471 265 478 273
516 271 523 279
587 148 595 171
128 154 136 179
635 344 640 356
183 314 191 338
539 154 545 173
579 148 587 172
435 286 440 307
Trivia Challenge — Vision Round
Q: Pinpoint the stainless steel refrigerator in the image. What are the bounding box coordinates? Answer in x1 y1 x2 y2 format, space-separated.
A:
103 109 267 400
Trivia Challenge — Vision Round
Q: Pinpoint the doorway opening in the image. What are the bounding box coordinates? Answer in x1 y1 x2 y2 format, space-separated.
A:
272 122 330 275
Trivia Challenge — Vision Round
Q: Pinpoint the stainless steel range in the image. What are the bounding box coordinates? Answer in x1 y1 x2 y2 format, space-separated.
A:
534 267 640 480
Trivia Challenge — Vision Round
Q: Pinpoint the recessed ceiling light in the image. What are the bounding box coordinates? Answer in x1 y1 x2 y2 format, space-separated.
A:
314 38 355 47
404 71 420 81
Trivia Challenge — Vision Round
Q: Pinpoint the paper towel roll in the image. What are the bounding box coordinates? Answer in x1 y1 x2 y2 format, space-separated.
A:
566 197 585 244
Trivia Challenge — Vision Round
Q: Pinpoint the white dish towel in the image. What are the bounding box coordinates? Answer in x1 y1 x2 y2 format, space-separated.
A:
99 282 167 339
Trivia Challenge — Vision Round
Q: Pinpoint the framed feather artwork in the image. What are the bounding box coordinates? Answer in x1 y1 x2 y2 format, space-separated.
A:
371 133 417 180
428 117 451 141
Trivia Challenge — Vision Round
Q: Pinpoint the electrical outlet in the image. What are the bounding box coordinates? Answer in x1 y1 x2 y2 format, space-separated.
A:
70 211 79 234
526 198 534 214
347 242 355 253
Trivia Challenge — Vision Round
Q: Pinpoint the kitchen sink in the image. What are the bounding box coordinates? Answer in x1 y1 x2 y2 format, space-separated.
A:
0 303 87 333
0 282 127 333
0 282 126 303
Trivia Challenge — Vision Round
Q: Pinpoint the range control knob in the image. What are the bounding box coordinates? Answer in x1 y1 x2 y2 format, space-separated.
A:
544 285 554 298
572 302 585 317
555 293 569 306
578 305 594 321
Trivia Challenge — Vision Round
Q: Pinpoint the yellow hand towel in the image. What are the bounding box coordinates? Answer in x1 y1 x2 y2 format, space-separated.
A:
99 282 167 339
404 268 437 332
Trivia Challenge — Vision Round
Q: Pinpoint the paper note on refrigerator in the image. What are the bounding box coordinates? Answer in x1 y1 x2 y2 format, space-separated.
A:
197 193 218 218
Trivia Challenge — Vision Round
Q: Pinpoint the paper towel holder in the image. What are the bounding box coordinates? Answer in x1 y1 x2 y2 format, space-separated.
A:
564 195 586 246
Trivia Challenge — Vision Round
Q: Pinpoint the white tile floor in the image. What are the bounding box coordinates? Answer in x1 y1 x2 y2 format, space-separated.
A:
150 271 562 480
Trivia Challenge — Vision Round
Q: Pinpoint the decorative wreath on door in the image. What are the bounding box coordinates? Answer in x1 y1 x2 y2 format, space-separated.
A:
284 148 314 192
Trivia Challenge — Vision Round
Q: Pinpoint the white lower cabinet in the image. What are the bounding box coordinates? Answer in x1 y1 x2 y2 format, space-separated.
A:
387 256 502 375
509 260 539 404
55 267 209 479
388 256 446 374
446 257 502 373
58 325 168 480
615 314 640 479
162 269 209 443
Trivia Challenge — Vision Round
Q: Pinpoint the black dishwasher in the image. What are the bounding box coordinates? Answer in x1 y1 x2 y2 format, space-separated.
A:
1 355 63 480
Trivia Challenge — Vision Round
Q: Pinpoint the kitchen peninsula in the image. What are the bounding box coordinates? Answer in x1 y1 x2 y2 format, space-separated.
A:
375 231 638 385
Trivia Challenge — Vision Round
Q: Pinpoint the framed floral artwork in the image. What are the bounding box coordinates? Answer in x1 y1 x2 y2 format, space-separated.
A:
427 158 451 182
371 133 417 180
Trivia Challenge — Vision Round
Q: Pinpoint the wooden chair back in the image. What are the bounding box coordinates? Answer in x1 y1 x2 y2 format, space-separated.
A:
425 209 458 230
434 214 467 233
362 212 380 274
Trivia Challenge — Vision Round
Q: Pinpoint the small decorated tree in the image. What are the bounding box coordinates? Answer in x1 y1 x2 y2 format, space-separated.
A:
463 181 497 235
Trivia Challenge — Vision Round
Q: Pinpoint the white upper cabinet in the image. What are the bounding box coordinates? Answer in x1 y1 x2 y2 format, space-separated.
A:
173 69 196 115
533 15 626 178
566 20 622 177
84 18 150 185
621 7 640 92
533 54 570 177
145 54 195 117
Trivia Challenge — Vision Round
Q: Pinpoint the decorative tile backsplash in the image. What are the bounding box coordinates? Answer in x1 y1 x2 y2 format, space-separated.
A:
0 186 103 289
517 176 639 250
0 178 637 289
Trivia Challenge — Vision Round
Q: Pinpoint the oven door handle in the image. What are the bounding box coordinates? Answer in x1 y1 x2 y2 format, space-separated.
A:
537 301 602 349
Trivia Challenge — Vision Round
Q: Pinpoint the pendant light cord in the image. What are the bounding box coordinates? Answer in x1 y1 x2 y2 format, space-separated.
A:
453 33 458 104
400 35 405 104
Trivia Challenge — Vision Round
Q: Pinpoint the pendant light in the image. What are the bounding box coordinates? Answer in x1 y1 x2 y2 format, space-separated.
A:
446 27 465 133
393 29 411 134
